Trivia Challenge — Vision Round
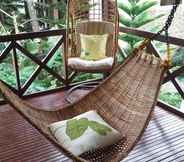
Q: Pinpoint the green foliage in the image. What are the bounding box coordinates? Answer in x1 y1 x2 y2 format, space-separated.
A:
0 43 6 52
0 0 26 31
66 118 112 140
73 73 103 83
172 48 184 66
118 0 164 48
159 91 182 108
0 0 24 13
0 62 16 87
23 40 39 54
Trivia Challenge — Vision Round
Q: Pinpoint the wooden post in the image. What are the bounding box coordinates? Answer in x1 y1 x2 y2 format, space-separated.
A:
12 41 21 95
63 0 70 85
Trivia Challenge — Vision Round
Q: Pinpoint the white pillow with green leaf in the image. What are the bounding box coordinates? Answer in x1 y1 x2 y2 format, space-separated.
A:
49 110 122 156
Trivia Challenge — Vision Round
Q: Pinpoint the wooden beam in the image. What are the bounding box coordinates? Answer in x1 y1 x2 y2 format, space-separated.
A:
163 65 184 83
157 100 184 118
12 41 21 94
167 74 184 99
0 29 66 42
0 27 184 47
14 42 65 92
120 27 184 47
0 42 14 62
68 71 78 83
62 34 69 84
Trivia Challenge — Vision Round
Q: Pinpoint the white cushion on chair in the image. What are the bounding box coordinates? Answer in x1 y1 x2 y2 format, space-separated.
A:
68 57 114 71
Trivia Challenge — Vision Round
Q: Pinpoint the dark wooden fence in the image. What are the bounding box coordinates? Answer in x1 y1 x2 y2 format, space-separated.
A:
0 27 184 116
0 29 67 96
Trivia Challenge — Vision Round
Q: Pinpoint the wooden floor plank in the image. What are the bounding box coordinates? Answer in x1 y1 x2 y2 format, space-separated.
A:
123 108 184 162
0 89 183 162
127 138 184 162
0 105 67 162
130 131 184 157
162 150 184 162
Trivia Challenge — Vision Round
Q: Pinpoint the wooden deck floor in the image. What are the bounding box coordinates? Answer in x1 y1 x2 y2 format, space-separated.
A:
0 89 184 162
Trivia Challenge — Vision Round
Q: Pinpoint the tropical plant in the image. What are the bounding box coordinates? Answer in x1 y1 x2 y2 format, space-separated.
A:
159 91 182 108
118 0 164 48
0 0 25 31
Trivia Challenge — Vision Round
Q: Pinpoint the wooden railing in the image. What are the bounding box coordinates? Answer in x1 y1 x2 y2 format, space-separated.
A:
0 27 184 116
0 29 103 98
0 29 67 96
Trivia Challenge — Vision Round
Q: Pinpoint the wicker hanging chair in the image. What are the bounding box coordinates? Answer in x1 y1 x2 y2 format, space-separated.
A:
64 0 119 73
0 50 166 162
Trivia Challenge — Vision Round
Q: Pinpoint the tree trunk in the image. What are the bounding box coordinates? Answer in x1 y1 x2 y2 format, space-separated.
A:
26 0 40 32
52 0 59 20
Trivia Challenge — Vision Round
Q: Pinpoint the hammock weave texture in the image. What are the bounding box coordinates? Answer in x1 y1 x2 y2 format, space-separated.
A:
0 52 165 162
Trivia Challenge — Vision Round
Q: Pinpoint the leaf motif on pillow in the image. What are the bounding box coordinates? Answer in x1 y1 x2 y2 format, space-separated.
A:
81 48 90 56
85 51 90 56
88 121 112 136
66 118 88 140
66 118 112 140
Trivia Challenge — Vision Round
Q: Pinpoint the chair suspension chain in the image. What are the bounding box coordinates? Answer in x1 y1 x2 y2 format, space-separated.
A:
136 0 180 67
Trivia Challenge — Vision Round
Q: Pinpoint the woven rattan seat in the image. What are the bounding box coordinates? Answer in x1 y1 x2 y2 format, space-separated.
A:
0 51 166 162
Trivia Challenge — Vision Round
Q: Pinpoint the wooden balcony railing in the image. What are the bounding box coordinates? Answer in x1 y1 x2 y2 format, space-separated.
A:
0 27 184 117
0 29 67 97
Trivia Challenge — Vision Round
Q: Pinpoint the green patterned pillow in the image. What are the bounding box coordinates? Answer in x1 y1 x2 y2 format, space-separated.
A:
80 34 108 60
49 110 122 156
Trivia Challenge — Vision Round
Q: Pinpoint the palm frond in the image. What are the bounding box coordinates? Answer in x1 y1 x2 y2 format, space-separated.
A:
118 2 131 16
133 0 158 17
132 12 164 28
119 16 132 27
119 33 143 47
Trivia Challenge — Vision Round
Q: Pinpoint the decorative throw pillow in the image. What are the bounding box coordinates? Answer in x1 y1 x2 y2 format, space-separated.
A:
80 34 108 60
49 110 122 156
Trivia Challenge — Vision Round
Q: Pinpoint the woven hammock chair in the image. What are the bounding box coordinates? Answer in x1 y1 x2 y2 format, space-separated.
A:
0 50 166 162
65 0 119 73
